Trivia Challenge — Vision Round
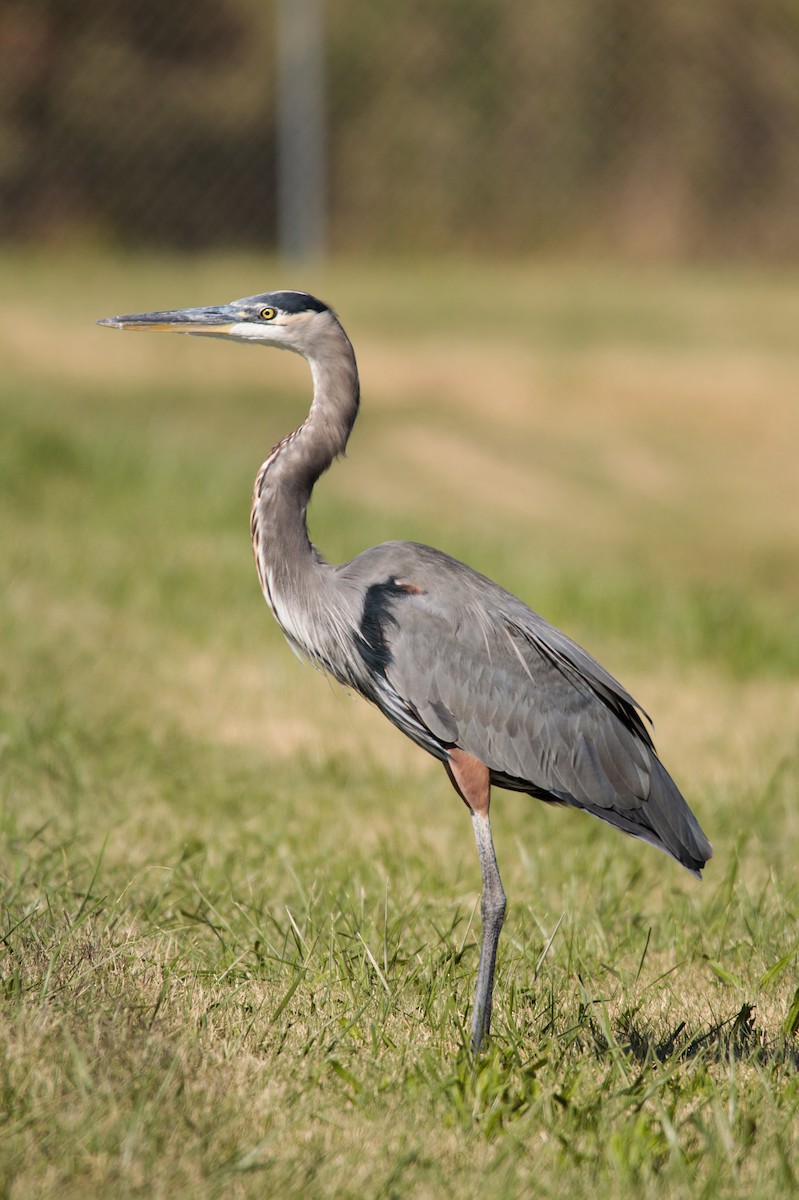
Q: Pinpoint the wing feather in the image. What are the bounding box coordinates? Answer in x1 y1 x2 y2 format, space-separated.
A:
338 542 711 873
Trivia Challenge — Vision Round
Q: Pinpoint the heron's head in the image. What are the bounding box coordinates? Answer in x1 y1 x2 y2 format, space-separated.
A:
98 290 336 357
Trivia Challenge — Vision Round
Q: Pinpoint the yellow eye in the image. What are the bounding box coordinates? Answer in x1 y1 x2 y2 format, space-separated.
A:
260 307 277 321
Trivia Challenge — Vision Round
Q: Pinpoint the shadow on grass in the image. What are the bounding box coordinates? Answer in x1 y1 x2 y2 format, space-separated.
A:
611 1003 799 1072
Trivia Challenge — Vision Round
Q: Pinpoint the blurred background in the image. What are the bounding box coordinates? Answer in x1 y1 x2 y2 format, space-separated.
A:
3 0 799 260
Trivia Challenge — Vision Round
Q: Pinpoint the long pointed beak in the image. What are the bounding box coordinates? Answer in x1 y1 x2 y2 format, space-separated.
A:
97 304 240 334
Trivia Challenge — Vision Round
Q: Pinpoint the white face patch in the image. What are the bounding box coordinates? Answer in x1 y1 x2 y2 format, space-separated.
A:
225 315 320 357
226 320 292 344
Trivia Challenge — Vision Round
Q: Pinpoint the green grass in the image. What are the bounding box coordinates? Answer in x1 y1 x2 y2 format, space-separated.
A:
1 249 799 1197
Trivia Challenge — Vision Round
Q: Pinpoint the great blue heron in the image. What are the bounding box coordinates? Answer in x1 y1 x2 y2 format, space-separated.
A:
99 290 712 1052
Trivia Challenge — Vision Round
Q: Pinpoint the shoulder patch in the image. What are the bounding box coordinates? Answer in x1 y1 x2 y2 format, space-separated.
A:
356 577 416 676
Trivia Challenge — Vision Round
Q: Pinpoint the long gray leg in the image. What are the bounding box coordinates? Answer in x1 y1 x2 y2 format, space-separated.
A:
444 749 507 1053
469 810 506 1051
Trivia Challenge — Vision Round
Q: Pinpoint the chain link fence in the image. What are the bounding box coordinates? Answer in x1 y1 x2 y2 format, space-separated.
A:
2 0 799 260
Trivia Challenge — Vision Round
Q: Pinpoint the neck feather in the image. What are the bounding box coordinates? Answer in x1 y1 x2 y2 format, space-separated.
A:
250 318 360 640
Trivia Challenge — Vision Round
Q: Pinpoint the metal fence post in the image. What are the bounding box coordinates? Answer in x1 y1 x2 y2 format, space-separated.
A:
276 0 326 261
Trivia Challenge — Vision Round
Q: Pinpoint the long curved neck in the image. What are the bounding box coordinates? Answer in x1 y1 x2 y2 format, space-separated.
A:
250 317 360 644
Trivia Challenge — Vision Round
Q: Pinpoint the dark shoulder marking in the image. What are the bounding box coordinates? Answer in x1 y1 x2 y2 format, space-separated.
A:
356 577 417 676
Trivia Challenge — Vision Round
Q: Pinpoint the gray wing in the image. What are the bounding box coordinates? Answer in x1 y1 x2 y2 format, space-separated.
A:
340 542 712 875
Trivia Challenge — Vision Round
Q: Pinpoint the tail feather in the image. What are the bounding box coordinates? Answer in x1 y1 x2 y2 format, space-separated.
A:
581 756 712 877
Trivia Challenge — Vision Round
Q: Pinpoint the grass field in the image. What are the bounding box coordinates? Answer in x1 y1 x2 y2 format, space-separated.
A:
1 249 798 1198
